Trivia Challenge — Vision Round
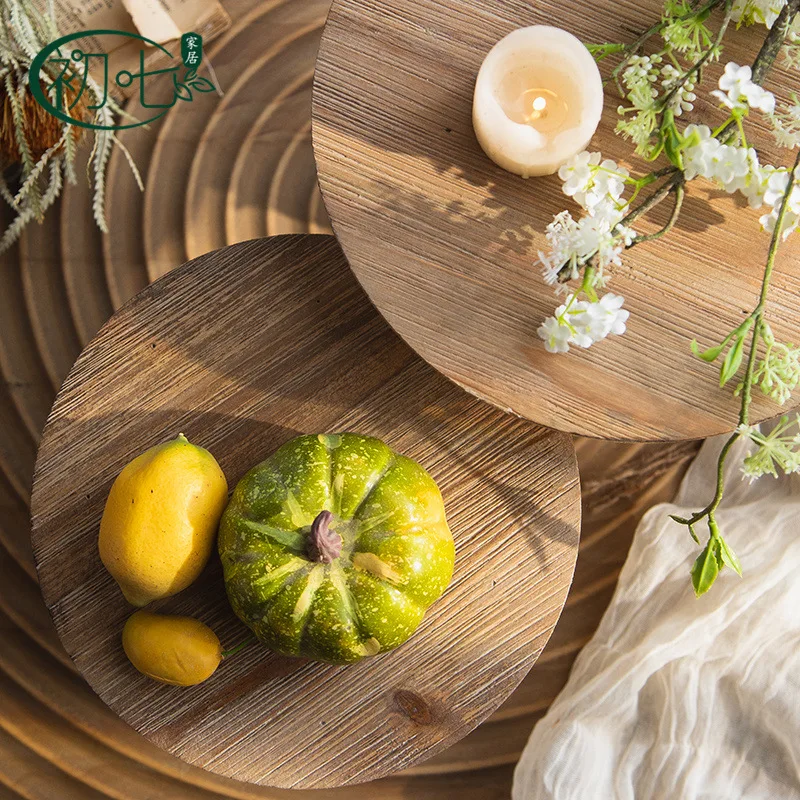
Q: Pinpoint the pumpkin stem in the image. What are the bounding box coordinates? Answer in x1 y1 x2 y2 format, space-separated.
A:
307 510 342 563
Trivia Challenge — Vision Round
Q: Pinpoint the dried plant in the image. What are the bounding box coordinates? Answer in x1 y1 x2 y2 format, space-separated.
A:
0 0 142 253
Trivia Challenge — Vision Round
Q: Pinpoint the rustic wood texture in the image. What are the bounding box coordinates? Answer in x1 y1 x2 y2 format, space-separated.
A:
312 0 800 441
29 235 582 789
0 0 700 796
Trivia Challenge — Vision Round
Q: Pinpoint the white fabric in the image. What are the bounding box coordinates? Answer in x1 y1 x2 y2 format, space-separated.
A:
513 432 800 800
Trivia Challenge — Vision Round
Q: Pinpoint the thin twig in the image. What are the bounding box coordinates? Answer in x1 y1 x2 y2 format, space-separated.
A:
621 171 685 227
752 0 800 84
630 182 686 245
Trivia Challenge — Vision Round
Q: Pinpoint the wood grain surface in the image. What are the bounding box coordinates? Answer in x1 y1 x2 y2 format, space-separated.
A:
0 1 699 796
29 236 581 789
312 0 800 441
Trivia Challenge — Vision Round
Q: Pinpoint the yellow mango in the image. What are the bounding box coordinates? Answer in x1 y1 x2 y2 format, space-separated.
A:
123 610 222 686
99 434 228 606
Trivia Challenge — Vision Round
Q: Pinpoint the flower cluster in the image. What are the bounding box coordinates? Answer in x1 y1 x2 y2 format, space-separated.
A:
711 62 775 113
537 153 636 352
538 153 636 285
538 209 634 286
677 63 800 238
622 54 663 94
682 124 756 190
538 293 630 354
662 0 716 59
737 416 800 480
617 56 663 153
750 323 800 403
682 126 800 238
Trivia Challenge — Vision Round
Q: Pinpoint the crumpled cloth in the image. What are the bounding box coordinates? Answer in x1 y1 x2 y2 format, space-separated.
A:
513 431 800 800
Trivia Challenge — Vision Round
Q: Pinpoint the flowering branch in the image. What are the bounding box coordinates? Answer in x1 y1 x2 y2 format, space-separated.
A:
535 0 800 595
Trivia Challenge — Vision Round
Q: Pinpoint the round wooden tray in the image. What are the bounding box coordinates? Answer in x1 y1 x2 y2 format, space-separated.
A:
312 0 800 441
29 235 581 790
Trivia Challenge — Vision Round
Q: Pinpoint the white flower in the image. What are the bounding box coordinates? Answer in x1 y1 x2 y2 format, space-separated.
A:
732 0 787 29
682 125 716 181
762 168 790 207
538 293 630 354
572 293 630 343
537 315 573 353
539 251 561 286
661 64 696 116
759 168 800 239
558 151 602 208
711 62 775 114
711 144 753 187
576 214 627 269
759 209 800 239
537 200 636 293
722 148 761 195
540 210 582 281
558 152 630 212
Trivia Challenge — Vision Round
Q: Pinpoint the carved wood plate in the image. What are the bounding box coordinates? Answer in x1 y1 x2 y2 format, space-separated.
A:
29 236 580 789
312 0 800 440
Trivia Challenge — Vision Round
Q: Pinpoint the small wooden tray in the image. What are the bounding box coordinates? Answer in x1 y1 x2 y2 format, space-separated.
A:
29 236 580 789
312 0 800 441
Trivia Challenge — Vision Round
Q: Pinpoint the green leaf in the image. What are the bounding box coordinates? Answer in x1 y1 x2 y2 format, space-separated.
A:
691 540 720 596
184 67 198 81
586 42 627 61
735 317 755 337
669 514 688 525
720 335 745 387
189 77 216 93
718 535 743 576
691 338 726 363
687 522 700 545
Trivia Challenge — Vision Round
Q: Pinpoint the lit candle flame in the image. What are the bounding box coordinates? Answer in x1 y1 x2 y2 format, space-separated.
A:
520 88 568 131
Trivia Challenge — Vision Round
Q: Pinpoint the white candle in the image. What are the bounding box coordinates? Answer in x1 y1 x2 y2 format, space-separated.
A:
473 26 604 178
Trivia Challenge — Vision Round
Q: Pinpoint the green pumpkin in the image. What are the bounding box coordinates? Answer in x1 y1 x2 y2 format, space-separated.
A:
218 433 455 665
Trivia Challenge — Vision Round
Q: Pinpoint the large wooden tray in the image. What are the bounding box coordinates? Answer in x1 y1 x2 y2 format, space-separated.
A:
312 0 800 440
29 235 581 789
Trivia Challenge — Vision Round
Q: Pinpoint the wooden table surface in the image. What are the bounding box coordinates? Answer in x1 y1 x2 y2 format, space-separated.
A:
0 0 698 797
312 0 800 440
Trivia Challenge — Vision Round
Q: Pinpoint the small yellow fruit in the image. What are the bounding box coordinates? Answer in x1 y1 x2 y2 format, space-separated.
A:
122 610 222 686
99 434 228 606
